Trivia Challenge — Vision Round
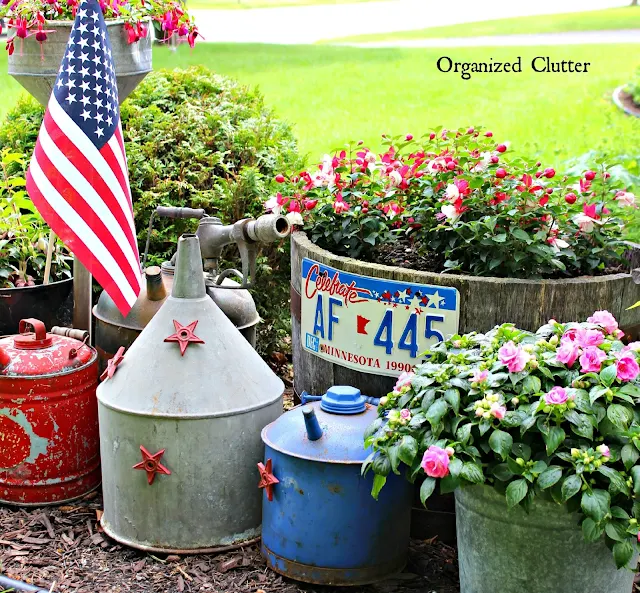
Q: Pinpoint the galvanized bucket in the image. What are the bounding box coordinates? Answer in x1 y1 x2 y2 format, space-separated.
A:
456 485 636 593
8 19 152 106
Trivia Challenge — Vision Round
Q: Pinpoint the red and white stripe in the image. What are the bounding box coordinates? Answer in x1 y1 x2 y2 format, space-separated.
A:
26 95 142 315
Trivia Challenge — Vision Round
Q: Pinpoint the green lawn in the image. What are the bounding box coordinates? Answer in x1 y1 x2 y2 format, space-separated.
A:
1 42 638 165
328 6 640 44
187 0 376 9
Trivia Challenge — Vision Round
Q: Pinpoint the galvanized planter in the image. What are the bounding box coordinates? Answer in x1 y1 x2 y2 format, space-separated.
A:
8 19 152 106
98 234 284 553
456 485 636 593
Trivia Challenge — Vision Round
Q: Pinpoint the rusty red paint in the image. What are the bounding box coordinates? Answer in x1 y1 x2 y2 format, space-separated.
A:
164 320 204 356
0 319 100 505
133 445 171 485
257 458 279 501
100 346 125 381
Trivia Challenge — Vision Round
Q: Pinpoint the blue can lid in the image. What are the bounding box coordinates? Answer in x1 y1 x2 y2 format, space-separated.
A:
321 385 366 415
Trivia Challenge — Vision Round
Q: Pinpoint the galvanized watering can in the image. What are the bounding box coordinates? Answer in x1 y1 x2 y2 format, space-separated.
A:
97 233 284 553
259 386 413 585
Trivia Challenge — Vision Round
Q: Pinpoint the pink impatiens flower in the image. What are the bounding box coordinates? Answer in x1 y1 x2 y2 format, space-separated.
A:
556 339 580 367
544 386 571 406
498 341 530 373
400 409 412 422
394 371 414 393
420 446 450 478
576 328 605 349
616 355 640 382
579 346 607 373
489 403 506 420
597 444 611 458
472 369 489 384
587 310 619 335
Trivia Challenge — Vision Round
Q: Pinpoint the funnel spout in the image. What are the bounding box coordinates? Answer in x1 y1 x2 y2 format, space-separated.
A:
171 234 206 299
302 405 323 441
145 266 167 302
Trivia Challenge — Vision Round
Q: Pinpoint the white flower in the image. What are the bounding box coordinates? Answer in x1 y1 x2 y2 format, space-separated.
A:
364 151 377 164
441 204 461 222
548 237 569 252
264 196 282 215
286 211 303 225
471 151 493 173
311 154 336 188
426 157 446 175
388 170 402 187
573 213 597 234
445 183 460 202
616 191 636 207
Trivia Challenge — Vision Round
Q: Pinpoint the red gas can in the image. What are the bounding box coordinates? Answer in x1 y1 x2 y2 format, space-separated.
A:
0 319 100 505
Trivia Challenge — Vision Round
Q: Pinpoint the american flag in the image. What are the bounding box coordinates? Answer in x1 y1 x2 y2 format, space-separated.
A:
26 0 142 315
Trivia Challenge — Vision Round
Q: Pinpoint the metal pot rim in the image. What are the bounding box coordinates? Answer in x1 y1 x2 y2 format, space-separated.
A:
0 276 73 293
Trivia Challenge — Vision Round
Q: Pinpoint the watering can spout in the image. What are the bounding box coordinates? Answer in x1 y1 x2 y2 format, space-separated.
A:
302 405 323 441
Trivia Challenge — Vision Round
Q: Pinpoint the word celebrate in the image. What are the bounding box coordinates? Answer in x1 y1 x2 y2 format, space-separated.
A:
301 259 460 377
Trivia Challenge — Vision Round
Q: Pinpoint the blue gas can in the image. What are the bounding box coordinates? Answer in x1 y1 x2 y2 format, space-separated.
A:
259 386 412 585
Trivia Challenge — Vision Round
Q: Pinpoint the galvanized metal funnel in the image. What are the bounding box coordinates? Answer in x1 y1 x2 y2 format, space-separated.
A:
97 234 284 553
8 20 152 106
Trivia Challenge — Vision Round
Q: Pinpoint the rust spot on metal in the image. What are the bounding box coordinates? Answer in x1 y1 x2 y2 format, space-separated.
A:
327 483 342 494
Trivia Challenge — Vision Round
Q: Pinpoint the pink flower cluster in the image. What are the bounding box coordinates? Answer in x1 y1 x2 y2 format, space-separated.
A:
498 341 530 373
555 312 639 380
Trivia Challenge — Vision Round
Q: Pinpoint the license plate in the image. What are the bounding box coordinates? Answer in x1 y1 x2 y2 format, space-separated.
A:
300 258 460 377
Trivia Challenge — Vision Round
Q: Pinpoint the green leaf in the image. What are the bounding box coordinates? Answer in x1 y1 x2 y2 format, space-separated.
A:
605 521 628 542
613 541 634 570
561 474 582 502
488 429 513 461
460 462 484 484
505 479 528 508
439 474 460 494
622 444 640 471
631 466 640 496
511 227 530 242
449 457 463 479
426 398 449 426
387 444 401 475
522 375 541 394
544 426 565 456
538 466 563 490
493 233 507 243
371 474 387 500
456 423 472 444
492 463 514 482
581 489 610 523
598 466 630 496
398 435 419 467
444 388 460 414
589 385 608 405
419 477 437 505
607 404 634 429
582 518 604 543
600 364 618 387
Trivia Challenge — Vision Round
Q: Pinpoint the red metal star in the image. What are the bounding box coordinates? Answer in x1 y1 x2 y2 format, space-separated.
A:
132 446 171 485
164 320 205 356
100 346 125 381
257 458 279 502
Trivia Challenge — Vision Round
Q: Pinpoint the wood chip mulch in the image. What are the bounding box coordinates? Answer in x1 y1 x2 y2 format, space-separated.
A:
0 491 459 593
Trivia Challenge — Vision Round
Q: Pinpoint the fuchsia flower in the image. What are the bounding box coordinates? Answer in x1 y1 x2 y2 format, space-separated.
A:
333 199 349 214
556 339 580 367
615 191 636 207
587 310 619 335
498 341 530 373
616 355 640 382
421 446 450 478
579 347 607 373
544 386 571 406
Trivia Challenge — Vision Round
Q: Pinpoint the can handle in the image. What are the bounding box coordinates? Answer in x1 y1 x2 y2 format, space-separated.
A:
19 318 47 340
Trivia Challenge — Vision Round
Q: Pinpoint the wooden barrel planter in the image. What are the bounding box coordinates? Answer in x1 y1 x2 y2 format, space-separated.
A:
291 231 640 542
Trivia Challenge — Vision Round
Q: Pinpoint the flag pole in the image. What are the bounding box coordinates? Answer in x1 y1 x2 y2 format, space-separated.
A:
72 257 93 340
43 229 56 285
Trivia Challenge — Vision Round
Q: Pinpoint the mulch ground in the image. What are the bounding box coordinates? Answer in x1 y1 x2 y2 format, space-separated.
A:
0 491 459 593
